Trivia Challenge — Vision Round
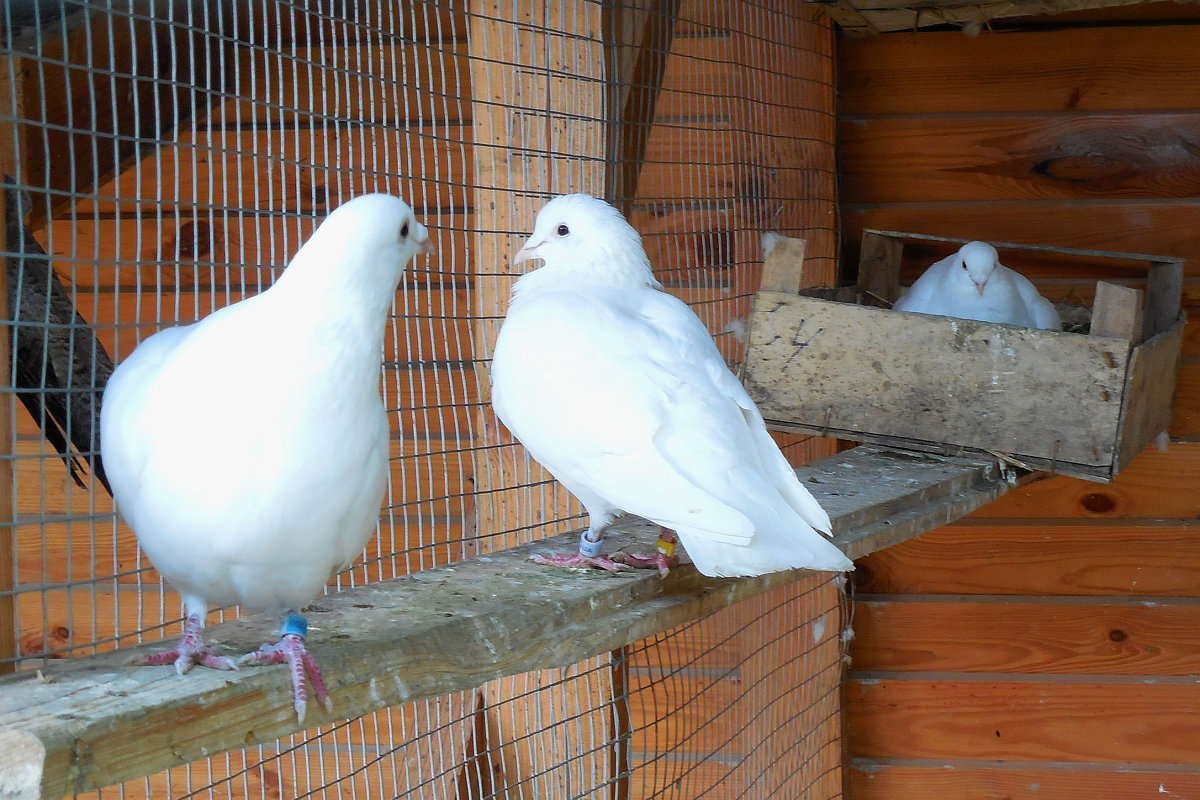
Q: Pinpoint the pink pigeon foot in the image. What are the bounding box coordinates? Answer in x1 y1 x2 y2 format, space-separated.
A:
530 551 628 572
239 613 331 723
129 612 237 674
530 530 628 572
612 531 681 577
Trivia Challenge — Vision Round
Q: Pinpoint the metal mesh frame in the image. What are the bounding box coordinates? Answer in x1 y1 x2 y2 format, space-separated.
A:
0 1 846 797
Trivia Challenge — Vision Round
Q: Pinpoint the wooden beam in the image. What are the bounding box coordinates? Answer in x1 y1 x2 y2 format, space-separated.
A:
808 0 1163 36
0 57 15 674
0 444 1010 800
604 0 681 213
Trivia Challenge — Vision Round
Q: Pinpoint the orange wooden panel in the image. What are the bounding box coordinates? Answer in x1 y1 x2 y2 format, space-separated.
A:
849 599 1200 675
846 678 1200 763
208 42 472 125
840 114 1200 204
628 667 742 757
970 445 1200 521
629 757 734 800
840 27 1200 117
852 524 1200 597
848 765 1200 800
43 215 471 291
1170 359 1200 437
78 124 473 216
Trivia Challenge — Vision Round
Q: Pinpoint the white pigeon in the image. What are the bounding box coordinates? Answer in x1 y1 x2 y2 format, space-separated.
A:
892 241 1061 330
490 194 852 578
100 194 433 721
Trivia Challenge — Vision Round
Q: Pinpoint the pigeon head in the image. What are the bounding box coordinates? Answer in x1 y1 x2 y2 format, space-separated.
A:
318 193 434 260
282 193 434 303
957 241 999 296
513 194 658 288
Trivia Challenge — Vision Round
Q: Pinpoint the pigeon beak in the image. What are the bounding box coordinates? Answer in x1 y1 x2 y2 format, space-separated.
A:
412 222 435 255
514 240 541 265
974 280 987 296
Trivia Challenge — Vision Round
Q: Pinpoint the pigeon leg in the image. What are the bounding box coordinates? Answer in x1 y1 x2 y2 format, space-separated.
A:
612 529 681 576
531 529 628 572
129 611 237 674
239 613 332 723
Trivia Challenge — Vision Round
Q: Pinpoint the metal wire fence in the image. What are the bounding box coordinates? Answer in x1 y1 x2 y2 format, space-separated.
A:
0 0 846 797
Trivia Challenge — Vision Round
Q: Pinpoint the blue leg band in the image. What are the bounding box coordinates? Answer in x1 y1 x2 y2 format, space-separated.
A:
282 613 308 640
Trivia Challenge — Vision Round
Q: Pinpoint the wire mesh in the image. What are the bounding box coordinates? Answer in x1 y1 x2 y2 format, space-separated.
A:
0 0 846 797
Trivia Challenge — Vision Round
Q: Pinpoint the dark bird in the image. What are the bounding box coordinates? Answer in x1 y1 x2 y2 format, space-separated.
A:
5 182 113 493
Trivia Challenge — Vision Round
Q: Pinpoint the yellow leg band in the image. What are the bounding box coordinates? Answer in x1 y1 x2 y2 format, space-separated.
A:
656 536 676 557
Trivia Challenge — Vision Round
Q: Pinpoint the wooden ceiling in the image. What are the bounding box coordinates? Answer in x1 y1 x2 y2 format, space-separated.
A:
807 0 1188 35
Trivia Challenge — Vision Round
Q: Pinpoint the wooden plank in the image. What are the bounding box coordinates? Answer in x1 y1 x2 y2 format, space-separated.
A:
849 599 1200 675
1169 359 1200 437
847 764 1200 800
42 215 472 292
1113 317 1184 472
760 234 807 294
0 444 1010 799
0 97 15 672
207 42 472 125
744 291 1131 475
839 113 1200 204
78 124 473 217
842 202 1200 277
605 0 682 211
852 524 1200 596
855 230 902 305
11 11 229 225
975 443 1200 520
839 27 1200 116
818 0 1160 36
846 678 1200 763
1089 281 1143 341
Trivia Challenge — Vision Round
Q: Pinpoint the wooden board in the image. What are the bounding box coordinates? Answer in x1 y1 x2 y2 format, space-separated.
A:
816 0 1172 37
847 764 1200 800
846 678 1200 763
743 291 1132 477
839 113 1200 204
1114 315 1185 471
974 444 1200 520
839 27 1200 115
849 599 1200 675
0 444 1012 799
852 524 1200 596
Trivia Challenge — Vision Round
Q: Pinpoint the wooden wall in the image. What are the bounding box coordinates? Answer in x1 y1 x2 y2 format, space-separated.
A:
838 15 1200 800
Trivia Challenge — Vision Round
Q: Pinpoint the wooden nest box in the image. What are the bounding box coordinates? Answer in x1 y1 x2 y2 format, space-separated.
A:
742 230 1185 482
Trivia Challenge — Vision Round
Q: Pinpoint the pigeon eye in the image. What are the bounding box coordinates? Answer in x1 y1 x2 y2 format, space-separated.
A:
400 221 410 238
555 224 570 237
961 261 967 270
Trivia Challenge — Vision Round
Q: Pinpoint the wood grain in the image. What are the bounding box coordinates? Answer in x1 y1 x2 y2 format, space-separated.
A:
846 678 1200 763
847 764 1200 800
840 113 1200 204
849 599 1200 675
852 524 1200 597
971 444 1200 520
743 291 1133 476
840 26 1200 116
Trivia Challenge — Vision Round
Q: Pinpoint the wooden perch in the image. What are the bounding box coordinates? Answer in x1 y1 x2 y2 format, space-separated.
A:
0 445 1014 800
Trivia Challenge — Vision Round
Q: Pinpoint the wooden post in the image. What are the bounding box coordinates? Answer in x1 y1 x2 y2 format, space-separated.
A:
465 1 611 793
0 53 18 674
726 4 846 796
